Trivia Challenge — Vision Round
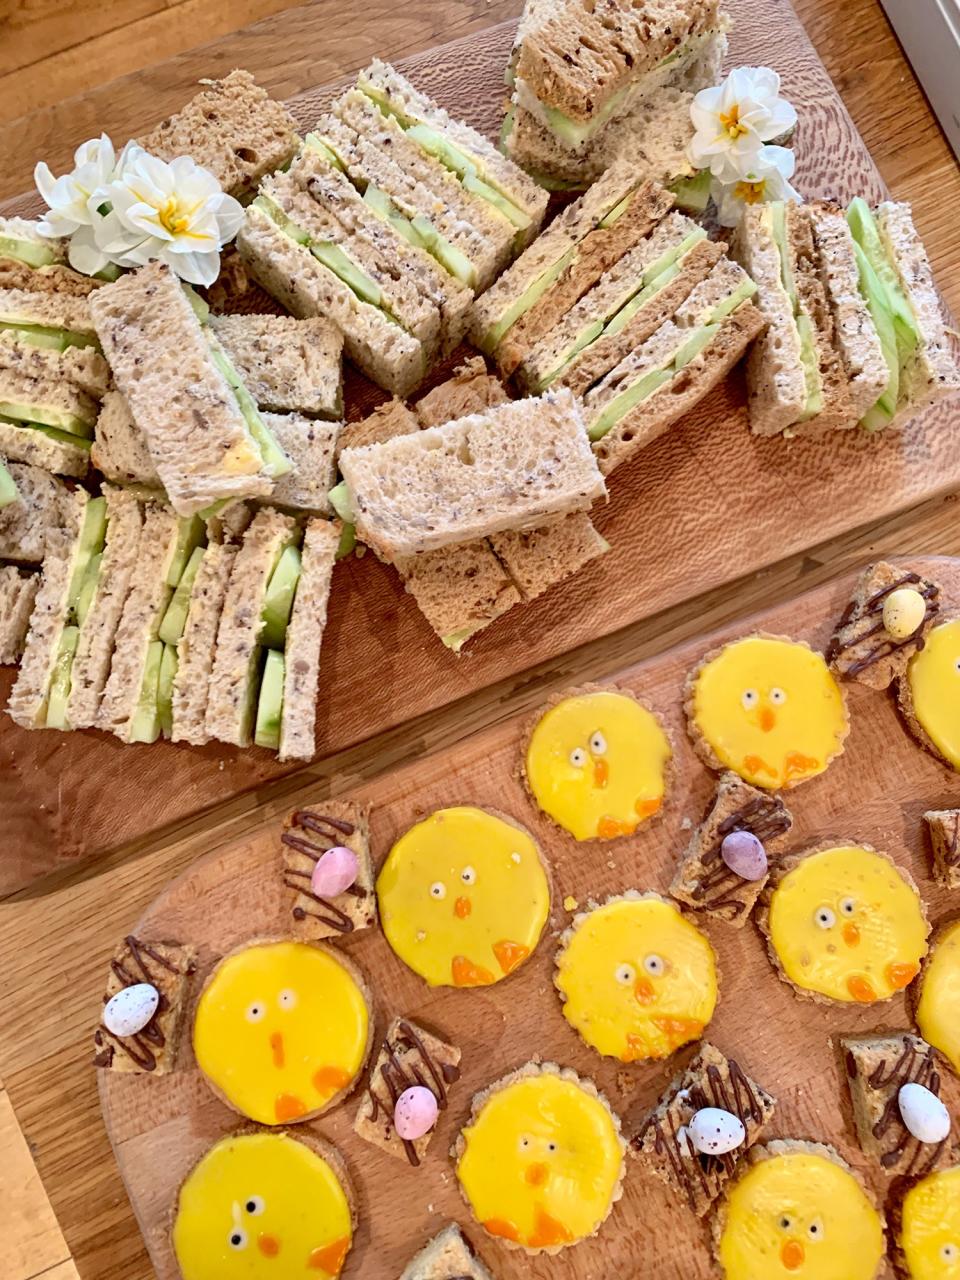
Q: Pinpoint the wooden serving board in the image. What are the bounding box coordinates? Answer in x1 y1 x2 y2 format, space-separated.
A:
98 558 960 1280
5 0 960 895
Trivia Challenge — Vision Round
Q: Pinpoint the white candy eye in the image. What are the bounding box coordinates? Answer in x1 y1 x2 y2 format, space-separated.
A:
569 747 587 767
244 1196 265 1216
589 731 607 755
614 963 635 985
770 687 787 705
741 689 759 710
941 1243 959 1262
644 954 665 977
840 897 856 917
815 906 836 930
778 1215 794 1232
278 989 296 1010
246 1001 266 1023
807 1218 824 1240
461 866 476 885
430 881 446 900
229 1228 248 1250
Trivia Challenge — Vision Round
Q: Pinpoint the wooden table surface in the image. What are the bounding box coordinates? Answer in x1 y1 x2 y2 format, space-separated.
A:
2 2 959 1279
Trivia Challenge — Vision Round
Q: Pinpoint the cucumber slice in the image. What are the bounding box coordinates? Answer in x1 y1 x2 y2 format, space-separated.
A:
851 240 899 431
66 496 107 619
846 197 919 370
707 277 757 324
254 648 285 750
166 515 205 588
129 639 164 744
0 401 94 437
770 203 823 420
158 644 178 738
311 242 383 307
603 264 680 339
407 123 478 181
462 172 532 232
363 186 427 250
181 283 210 325
540 84 629 150
482 246 576 353
442 625 481 653
670 169 711 215
261 544 302 650
599 193 634 228
303 132 346 170
253 194 311 245
328 481 355 523
409 216 477 289
93 263 123 282
206 337 292 478
336 522 357 560
588 367 673 441
159 545 205 645
45 626 80 731
19 423 93 450
76 551 103 626
0 234 58 268
673 323 720 370
0 459 18 509
0 321 66 351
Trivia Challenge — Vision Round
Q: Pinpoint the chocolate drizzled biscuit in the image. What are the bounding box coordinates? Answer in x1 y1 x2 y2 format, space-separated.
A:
93 935 196 1075
827 561 940 690
280 799 377 941
924 809 960 890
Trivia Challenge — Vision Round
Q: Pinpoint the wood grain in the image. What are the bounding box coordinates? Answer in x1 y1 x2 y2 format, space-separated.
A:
4 0 960 897
61 558 960 1277
0 1086 72 1280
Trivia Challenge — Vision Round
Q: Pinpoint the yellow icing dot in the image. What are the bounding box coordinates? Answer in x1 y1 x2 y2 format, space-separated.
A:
563 896 579 912
899 1166 960 1280
456 1071 623 1251
555 895 717 1061
916 918 960 1073
907 618 960 768
525 690 671 841
377 806 550 988
719 1149 884 1280
690 637 847 789
193 941 369 1126
767 845 928 1004
172 1131 352 1280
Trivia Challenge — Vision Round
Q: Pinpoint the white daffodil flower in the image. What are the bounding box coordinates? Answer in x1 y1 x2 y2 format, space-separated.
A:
690 66 797 180
712 145 800 227
34 134 116 238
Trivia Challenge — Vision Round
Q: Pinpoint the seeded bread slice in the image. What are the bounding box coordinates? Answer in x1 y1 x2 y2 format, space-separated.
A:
414 356 509 427
66 486 143 730
490 511 609 601
0 461 69 564
399 1223 495 1280
0 354 98 428
0 421 89 478
136 69 298 201
261 413 339 516
0 330 108 401
0 564 39 664
279 516 340 762
0 285 96 337
394 540 522 652
170 541 238 746
91 390 162 489
211 312 343 419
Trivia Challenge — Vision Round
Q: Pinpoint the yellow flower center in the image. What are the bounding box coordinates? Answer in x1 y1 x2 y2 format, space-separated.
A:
720 104 750 140
159 197 190 236
734 179 767 205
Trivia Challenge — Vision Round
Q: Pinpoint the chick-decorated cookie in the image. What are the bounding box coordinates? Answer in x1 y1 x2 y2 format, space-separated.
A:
172 1130 354 1280
555 892 718 1061
899 617 960 770
377 806 551 988
193 939 372 1125
522 685 672 841
455 1062 625 1254
685 634 848 790
760 843 929 1005
915 918 960 1074
894 1165 960 1280
715 1140 885 1280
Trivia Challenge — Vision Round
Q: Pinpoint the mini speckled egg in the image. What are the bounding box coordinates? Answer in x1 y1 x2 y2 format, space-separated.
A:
394 1085 438 1140
899 1082 951 1144
311 845 359 898
688 1107 746 1155
882 588 926 640
721 831 768 881
103 982 159 1038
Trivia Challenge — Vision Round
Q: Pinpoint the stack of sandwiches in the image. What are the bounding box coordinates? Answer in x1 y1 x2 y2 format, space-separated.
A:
471 164 764 473
237 60 548 397
501 0 727 193
733 198 960 435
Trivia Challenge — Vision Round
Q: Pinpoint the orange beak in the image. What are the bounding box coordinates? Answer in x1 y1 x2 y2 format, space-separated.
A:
759 706 776 733
847 974 877 1003
781 1239 805 1271
593 758 609 788
270 1030 285 1068
258 1233 280 1257
842 922 861 948
525 1161 548 1187
634 975 655 1005
454 895 472 919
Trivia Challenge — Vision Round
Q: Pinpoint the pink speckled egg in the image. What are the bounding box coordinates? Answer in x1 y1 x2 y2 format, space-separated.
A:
394 1086 438 1140
311 846 359 898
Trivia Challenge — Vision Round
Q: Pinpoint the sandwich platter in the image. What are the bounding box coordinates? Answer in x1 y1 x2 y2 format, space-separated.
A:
3 0 960 903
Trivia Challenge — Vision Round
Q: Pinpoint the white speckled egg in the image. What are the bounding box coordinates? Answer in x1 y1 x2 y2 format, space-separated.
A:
103 982 159 1038
882 588 926 640
688 1107 746 1155
898 1082 951 1144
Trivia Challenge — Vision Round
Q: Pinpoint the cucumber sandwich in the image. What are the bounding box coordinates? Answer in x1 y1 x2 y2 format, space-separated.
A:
0 214 114 295
733 198 960 436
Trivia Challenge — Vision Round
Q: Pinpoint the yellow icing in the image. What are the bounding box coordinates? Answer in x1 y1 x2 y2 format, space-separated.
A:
525 691 672 840
900 1166 960 1280
456 1071 623 1251
172 1131 352 1280
690 637 847 789
916 918 960 1073
767 845 928 1004
377 806 550 988
193 941 369 1126
555 896 717 1061
719 1149 884 1280
907 618 960 768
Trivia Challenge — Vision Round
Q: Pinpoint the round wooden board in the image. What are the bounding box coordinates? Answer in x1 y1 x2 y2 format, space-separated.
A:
101 558 960 1280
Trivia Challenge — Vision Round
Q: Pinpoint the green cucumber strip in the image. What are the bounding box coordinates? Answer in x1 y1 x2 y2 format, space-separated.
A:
66 496 107 619
304 132 346 170
363 186 426 250
261 543 302 650
482 246 576 353
76 551 103 626
409 215 476 289
328 481 355 523
254 648 285 750
588 368 673 441
158 643 178 738
851 240 899 431
181 283 210 324
0 401 94 437
846 197 919 372
129 639 164 744
206 336 291 478
166 515 205 588
13 422 93 450
159 544 206 645
770 203 823 420
669 170 711 214
0 234 58 268
0 459 18 509
336 522 357 560
45 626 80 730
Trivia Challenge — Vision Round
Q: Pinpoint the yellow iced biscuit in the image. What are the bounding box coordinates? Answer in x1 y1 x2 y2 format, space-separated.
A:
555 893 717 1061
688 636 848 789
765 845 928 1004
172 1131 353 1280
916 919 960 1073
904 618 960 768
524 688 672 840
718 1143 884 1280
456 1064 624 1253
898 1165 960 1280
377 806 550 988
193 940 370 1125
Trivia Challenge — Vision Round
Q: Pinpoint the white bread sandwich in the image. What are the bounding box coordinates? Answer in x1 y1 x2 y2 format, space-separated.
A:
0 564 40 665
209 313 344 418
733 198 960 436
89 261 292 515
0 287 107 395
0 462 71 564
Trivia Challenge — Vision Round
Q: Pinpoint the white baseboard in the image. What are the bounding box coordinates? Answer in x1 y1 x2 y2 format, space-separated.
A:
880 0 960 162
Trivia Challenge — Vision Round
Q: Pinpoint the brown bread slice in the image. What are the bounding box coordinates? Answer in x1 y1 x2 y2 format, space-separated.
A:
490 512 609 601
0 565 39 664
170 541 238 746
394 540 522 651
414 356 509 427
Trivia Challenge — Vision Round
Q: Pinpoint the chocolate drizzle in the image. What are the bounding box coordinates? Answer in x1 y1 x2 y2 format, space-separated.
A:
944 814 960 868
366 1021 461 1168
852 1036 948 1175
281 809 366 933
93 936 193 1072
827 571 940 675
693 797 790 915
